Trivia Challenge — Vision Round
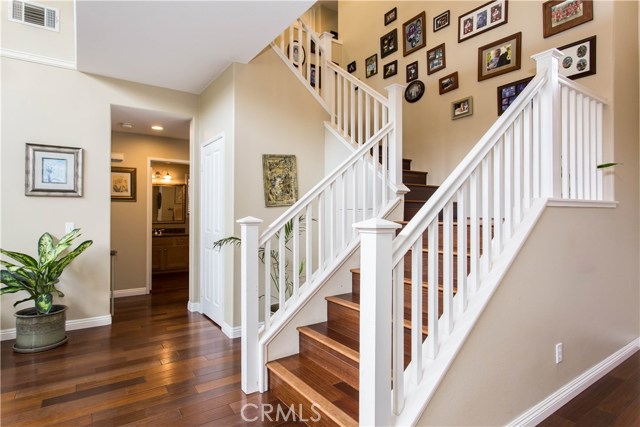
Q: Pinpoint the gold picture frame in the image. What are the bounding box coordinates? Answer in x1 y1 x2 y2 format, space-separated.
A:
262 154 298 207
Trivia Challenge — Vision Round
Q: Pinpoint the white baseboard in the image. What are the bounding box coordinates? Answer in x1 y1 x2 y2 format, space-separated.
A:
113 287 148 298
187 301 201 312
222 322 241 339
508 337 640 426
1 315 112 341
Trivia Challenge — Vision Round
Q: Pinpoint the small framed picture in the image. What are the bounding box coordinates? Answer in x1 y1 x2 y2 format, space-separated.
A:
497 76 533 115
384 7 397 25
557 36 596 80
383 60 398 79
111 167 137 201
402 11 426 56
365 54 378 78
427 43 446 75
477 32 522 81
406 61 419 82
405 80 425 103
452 96 473 120
458 0 508 43
310 64 321 88
439 71 459 95
434 10 450 32
287 40 306 67
543 0 593 38
25 143 83 197
380 29 398 59
347 61 357 73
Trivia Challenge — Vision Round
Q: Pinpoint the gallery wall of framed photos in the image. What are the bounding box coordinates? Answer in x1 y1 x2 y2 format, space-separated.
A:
336 0 608 185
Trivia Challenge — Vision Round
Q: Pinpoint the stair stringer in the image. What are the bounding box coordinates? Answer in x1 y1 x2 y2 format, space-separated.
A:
395 198 548 426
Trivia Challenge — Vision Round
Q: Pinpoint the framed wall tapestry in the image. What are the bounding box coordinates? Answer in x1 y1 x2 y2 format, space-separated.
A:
25 143 83 197
497 76 533 115
111 167 137 201
402 11 426 56
452 96 474 120
262 154 298 207
477 32 522 81
458 0 508 43
543 0 593 38
380 28 398 58
433 10 450 32
557 35 596 80
427 43 446 75
439 71 459 95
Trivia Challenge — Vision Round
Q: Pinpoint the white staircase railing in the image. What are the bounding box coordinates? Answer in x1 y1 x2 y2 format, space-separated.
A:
239 18 407 394
356 49 609 426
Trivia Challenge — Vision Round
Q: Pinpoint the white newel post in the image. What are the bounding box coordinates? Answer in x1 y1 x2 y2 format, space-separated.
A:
354 218 401 427
237 216 263 394
386 84 408 197
320 32 334 111
533 49 563 199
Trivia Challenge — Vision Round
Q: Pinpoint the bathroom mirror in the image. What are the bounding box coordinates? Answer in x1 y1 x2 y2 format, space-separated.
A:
152 184 186 224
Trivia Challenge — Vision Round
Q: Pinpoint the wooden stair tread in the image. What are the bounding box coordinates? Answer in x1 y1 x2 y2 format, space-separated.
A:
351 268 455 293
406 183 439 189
267 355 359 426
298 323 359 363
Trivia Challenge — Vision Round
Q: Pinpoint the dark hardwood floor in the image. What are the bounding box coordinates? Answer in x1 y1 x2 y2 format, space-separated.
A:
2 272 638 426
1 272 304 426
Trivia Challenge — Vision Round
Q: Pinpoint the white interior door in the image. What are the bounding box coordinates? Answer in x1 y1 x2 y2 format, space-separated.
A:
200 136 225 326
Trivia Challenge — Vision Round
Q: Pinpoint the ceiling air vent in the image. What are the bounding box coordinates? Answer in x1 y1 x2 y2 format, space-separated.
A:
9 0 59 31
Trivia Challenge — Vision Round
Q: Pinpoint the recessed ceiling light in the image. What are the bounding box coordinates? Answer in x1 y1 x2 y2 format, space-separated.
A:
120 122 133 129
151 125 164 131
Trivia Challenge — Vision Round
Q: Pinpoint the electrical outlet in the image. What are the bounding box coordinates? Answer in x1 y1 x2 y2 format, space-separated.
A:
555 342 563 364
65 222 75 234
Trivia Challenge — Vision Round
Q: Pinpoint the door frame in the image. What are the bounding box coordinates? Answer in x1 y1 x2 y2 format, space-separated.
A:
146 157 190 294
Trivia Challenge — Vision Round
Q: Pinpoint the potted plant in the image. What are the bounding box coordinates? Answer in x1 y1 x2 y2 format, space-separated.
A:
0 229 93 353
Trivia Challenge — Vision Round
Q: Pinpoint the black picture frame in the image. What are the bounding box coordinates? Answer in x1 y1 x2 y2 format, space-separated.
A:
365 54 378 78
347 61 356 73
406 61 419 82
384 7 397 25
111 167 136 202
287 40 306 67
380 29 398 59
383 60 398 79
434 10 450 32
405 80 425 103
497 76 533 115
427 43 446 75
402 11 427 56
310 64 322 88
557 36 596 80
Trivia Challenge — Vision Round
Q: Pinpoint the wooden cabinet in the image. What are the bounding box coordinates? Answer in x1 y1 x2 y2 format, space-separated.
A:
152 235 189 273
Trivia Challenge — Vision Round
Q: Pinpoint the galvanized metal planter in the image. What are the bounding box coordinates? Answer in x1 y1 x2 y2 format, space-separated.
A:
13 305 68 353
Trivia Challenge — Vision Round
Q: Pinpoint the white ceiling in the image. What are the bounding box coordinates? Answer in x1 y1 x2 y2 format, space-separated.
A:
111 105 192 140
76 0 316 95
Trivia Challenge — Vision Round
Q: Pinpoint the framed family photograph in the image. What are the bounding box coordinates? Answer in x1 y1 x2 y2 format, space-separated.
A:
347 60 357 73
452 96 473 120
287 40 306 67
380 29 398 58
310 64 321 88
477 32 522 81
384 7 397 25
458 0 508 43
543 0 593 38
427 43 446 75
558 35 596 79
433 10 450 32
25 143 83 197
111 167 137 201
262 154 298 207
439 71 459 95
402 11 426 56
365 54 378 78
406 61 419 82
383 60 398 79
497 76 533 115
405 80 425 103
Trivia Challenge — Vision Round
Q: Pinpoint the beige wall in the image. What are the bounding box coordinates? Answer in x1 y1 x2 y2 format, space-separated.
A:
0 57 198 329
111 132 189 291
339 1 614 184
0 0 76 63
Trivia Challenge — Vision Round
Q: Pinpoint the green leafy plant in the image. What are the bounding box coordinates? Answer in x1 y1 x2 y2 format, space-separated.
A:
597 162 622 169
0 229 93 314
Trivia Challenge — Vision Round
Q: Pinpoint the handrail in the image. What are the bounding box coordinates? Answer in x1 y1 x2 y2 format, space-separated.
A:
259 122 393 245
327 61 390 107
392 71 548 264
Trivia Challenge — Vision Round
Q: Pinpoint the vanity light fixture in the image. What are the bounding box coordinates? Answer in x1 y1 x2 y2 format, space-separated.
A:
153 170 172 181
151 125 164 131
